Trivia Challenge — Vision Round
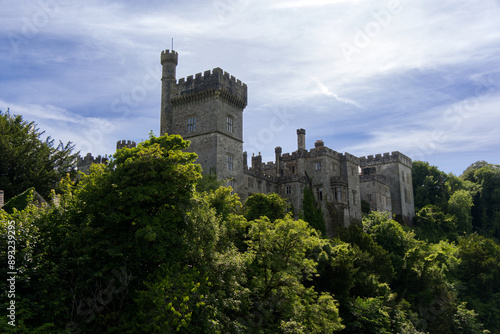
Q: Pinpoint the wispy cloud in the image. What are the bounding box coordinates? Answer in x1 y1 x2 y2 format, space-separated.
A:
312 77 364 109
0 0 499 175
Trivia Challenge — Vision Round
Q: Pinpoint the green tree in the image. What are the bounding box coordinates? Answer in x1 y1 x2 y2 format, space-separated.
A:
0 110 77 201
243 192 290 222
302 187 326 235
0 134 203 332
461 162 500 239
412 161 449 211
244 216 344 333
448 189 474 235
457 234 500 331
413 205 458 243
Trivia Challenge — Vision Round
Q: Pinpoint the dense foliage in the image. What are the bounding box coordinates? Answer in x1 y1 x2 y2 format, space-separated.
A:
1 117 499 332
0 110 78 202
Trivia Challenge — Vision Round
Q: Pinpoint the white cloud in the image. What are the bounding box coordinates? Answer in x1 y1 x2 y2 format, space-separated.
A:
1 0 500 174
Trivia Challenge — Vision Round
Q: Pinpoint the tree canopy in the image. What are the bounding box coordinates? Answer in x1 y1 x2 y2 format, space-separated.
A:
0 109 77 201
0 113 499 333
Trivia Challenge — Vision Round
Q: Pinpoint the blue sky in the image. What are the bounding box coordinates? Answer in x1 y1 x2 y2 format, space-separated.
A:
1 0 499 175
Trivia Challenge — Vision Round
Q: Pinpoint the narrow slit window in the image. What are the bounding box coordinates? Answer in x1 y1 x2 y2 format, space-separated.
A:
227 154 234 171
187 116 196 133
227 116 234 133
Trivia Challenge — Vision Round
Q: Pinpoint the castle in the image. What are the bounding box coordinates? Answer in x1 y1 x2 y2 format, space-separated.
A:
78 49 415 235
158 49 415 234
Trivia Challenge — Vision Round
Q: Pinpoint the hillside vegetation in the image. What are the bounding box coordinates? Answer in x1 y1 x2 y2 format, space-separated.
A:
1 111 499 333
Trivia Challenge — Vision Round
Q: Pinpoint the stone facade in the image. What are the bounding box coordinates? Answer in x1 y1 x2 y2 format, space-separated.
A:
160 50 247 190
159 49 415 233
359 152 415 224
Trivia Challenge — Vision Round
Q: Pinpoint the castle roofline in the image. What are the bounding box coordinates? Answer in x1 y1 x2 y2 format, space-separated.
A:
172 68 247 109
359 151 412 168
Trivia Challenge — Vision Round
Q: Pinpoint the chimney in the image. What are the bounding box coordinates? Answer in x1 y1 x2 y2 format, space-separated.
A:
275 147 282 176
243 151 248 169
0 190 4 208
315 140 324 148
297 128 306 150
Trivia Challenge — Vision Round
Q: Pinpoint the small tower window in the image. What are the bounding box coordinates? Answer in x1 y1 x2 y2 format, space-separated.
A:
187 116 196 133
227 154 234 171
227 116 234 133
315 162 321 171
316 187 323 201
286 186 292 195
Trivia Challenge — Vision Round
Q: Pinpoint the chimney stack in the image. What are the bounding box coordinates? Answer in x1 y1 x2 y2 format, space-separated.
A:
275 147 282 176
297 128 306 150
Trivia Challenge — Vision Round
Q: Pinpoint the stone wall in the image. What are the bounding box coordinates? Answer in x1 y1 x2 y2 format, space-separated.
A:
360 152 415 223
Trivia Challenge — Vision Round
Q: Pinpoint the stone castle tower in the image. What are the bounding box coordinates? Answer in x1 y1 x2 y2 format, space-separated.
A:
160 49 247 188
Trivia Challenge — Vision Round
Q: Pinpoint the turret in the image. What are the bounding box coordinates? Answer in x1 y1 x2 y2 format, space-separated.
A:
160 49 178 136
297 128 306 150
116 140 137 151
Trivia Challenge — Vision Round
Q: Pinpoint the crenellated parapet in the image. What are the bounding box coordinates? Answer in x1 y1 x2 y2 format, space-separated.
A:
116 140 137 151
359 151 412 168
160 49 178 65
342 152 360 164
77 153 108 174
172 68 247 109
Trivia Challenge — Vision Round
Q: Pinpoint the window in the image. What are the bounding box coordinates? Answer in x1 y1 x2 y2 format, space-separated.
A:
187 116 196 133
227 116 234 133
334 187 344 202
227 154 234 171
291 166 296 174
228 179 235 194
316 187 323 201
315 162 321 171
286 186 292 195
404 189 411 203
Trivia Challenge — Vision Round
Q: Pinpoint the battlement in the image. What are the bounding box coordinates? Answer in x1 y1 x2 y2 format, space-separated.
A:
77 153 108 174
116 140 137 151
342 152 360 164
172 68 247 109
160 49 178 65
359 151 412 168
